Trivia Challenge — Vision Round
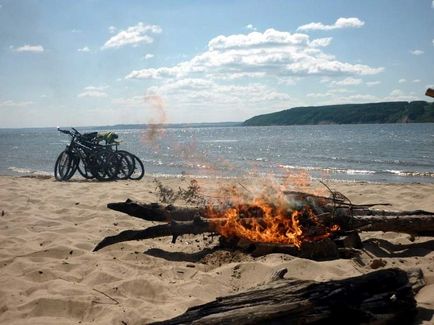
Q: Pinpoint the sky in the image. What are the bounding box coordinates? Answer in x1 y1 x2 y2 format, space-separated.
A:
0 0 433 128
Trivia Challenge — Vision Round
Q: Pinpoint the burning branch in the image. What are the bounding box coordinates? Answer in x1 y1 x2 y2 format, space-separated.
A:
95 198 434 255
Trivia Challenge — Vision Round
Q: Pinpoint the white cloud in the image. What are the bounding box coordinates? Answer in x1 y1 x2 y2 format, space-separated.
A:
412 79 421 83
366 81 381 87
102 22 162 49
0 100 33 108
13 45 44 53
398 78 407 83
108 26 117 34
410 49 424 55
309 37 332 47
277 78 297 86
297 17 364 31
144 53 154 59
331 77 363 86
122 28 387 121
77 46 90 52
306 89 418 105
126 28 383 80
145 79 291 107
390 89 403 97
112 96 146 108
245 24 257 31
78 86 108 98
386 89 417 101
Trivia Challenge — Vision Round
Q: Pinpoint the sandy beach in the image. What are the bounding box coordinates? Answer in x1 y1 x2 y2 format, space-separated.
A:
1 175 434 324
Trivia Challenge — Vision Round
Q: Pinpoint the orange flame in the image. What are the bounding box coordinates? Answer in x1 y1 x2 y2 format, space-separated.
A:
205 182 340 248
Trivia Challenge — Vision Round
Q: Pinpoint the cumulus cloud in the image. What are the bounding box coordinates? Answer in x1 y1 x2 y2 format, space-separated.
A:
126 28 382 80
331 77 363 86
309 37 333 47
245 24 257 31
144 78 291 108
77 86 108 98
102 22 162 49
13 45 44 53
410 49 424 55
0 100 33 108
144 53 154 59
398 78 407 83
297 17 364 31
77 46 90 52
112 96 145 108
306 89 418 105
366 81 381 87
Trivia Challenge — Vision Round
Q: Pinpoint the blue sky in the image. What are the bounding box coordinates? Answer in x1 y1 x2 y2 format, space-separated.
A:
0 0 433 127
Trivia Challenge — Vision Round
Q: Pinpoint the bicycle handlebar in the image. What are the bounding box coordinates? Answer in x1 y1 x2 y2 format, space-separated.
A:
71 127 81 135
57 128 72 135
57 127 81 137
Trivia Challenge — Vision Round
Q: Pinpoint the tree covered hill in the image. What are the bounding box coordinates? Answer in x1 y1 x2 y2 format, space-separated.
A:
243 101 434 126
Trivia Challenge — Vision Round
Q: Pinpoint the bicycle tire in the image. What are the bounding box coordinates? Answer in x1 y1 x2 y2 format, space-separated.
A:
119 151 144 180
54 150 77 181
114 151 134 180
89 149 119 181
77 158 95 179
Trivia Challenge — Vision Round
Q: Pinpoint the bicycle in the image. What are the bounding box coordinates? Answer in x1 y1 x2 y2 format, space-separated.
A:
55 128 144 181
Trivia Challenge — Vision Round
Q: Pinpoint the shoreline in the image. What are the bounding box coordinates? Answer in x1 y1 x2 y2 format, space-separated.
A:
1 175 434 324
3 167 434 185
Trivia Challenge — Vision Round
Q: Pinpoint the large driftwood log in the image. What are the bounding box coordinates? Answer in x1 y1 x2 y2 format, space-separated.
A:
108 199 433 219
150 268 424 325
94 200 434 251
107 200 434 234
347 215 434 235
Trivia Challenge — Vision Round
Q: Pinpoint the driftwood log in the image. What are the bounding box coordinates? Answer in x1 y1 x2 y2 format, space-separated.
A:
94 200 434 252
150 268 424 325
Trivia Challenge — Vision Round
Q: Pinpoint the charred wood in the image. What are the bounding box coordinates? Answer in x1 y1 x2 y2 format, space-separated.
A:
107 199 203 222
150 268 423 325
93 217 215 251
97 201 434 252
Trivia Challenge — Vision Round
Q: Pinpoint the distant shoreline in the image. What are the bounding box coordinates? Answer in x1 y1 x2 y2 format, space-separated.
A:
244 101 434 126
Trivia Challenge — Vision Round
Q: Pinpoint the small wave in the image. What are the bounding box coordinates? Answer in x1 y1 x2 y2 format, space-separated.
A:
147 172 236 179
8 166 51 176
384 170 434 177
345 169 376 175
278 164 434 178
201 139 239 143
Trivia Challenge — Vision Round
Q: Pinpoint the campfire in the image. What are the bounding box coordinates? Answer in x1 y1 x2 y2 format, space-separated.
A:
93 178 434 261
93 179 433 323
205 198 340 249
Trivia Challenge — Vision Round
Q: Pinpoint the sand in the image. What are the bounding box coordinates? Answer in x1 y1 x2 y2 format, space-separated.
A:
0 175 434 324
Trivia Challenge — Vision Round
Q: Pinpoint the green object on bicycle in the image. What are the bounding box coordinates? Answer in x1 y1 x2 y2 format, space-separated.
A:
97 132 119 144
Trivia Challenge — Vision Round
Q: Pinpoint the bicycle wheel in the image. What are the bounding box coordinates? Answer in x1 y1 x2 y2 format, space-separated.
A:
77 158 95 179
120 152 144 180
89 149 119 181
54 150 77 181
114 151 134 180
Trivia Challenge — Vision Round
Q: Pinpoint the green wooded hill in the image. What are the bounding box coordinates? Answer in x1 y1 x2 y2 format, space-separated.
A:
243 101 434 126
